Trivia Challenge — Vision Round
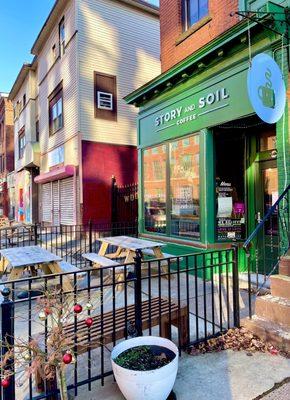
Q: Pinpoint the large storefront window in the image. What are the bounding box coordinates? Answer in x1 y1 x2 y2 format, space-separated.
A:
170 135 200 238
144 145 166 233
143 134 200 239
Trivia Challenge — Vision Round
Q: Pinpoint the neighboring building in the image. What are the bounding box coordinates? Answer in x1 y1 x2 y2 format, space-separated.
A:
126 0 289 272
10 0 160 225
9 60 39 223
0 93 14 219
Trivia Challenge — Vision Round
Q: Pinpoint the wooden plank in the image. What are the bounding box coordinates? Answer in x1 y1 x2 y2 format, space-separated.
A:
0 246 62 268
82 253 120 266
98 236 165 251
45 262 73 293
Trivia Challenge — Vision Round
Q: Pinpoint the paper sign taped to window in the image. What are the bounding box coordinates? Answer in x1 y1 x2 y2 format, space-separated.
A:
272 191 278 205
217 197 232 218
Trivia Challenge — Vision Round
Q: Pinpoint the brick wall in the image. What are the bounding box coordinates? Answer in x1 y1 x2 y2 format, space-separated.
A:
160 0 240 72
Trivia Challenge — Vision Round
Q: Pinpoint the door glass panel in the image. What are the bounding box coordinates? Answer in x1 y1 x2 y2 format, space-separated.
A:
263 167 278 235
215 133 246 241
143 145 166 233
259 131 276 151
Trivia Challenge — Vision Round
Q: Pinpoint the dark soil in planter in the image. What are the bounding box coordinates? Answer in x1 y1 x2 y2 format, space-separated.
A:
114 345 176 371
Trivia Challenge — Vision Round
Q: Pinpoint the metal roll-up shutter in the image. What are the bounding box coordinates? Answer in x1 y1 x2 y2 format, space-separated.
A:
60 177 74 225
52 181 60 226
42 183 51 222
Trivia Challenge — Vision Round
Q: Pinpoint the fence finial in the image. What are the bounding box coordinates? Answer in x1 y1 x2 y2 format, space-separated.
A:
1 287 11 299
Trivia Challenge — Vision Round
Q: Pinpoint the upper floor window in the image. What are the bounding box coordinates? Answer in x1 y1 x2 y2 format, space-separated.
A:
52 44 57 61
183 0 209 31
18 127 25 159
49 83 63 136
94 72 117 121
22 94 26 108
36 120 39 142
59 17 65 56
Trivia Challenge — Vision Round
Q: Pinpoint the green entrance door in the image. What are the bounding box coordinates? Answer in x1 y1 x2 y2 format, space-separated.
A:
255 159 279 275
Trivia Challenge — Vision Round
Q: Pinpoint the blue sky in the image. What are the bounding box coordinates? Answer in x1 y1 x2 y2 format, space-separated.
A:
0 0 159 94
0 0 55 93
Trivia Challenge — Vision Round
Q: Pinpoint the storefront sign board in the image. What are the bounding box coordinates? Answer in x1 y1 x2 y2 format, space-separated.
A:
139 68 254 148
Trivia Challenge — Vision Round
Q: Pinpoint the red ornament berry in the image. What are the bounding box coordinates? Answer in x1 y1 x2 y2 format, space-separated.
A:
44 307 52 316
1 378 10 388
73 304 82 314
63 352 73 364
85 317 93 328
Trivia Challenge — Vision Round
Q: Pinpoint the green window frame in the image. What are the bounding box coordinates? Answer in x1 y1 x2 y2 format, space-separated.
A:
142 132 201 240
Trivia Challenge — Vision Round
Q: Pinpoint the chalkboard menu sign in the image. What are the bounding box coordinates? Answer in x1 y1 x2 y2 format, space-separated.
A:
216 181 245 241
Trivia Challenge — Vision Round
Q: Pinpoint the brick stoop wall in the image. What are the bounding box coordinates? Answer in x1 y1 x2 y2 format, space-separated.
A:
242 253 290 352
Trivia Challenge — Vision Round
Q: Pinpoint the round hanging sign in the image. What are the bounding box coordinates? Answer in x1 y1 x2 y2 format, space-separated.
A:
247 53 286 124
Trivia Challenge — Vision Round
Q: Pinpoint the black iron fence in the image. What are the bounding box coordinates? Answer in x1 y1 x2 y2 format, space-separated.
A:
0 222 138 268
0 246 241 400
243 184 290 317
111 177 138 225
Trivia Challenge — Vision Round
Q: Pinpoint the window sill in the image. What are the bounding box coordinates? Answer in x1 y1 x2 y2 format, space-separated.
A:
49 126 63 137
176 15 212 46
140 232 207 249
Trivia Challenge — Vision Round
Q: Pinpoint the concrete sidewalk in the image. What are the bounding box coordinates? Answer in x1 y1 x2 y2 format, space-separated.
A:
75 350 290 400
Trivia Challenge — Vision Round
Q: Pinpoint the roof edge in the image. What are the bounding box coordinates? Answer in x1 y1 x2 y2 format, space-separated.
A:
31 0 158 55
8 57 37 101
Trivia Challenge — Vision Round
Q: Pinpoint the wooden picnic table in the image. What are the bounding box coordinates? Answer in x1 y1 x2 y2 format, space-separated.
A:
98 236 166 263
0 246 73 292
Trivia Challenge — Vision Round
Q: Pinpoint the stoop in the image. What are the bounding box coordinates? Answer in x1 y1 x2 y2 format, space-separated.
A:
242 253 290 352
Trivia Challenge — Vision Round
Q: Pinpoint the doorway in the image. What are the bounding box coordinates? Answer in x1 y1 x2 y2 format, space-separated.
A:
254 154 278 275
214 118 278 273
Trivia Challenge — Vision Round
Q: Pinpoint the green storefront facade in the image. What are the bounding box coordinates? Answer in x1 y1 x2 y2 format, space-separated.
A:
126 10 290 272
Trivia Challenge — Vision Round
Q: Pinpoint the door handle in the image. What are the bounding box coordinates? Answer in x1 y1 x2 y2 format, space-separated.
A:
256 212 262 223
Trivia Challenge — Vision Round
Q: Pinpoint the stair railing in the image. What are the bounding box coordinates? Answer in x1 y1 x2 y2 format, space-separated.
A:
243 184 290 318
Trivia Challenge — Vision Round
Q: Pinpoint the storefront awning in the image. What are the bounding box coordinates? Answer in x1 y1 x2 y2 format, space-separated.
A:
34 165 76 184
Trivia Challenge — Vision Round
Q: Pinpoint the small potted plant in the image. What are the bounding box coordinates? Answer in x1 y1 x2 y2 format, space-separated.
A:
111 335 178 400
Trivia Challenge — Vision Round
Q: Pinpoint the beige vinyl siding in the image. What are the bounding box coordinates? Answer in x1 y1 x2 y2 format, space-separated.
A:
77 0 160 146
13 71 37 172
37 0 78 157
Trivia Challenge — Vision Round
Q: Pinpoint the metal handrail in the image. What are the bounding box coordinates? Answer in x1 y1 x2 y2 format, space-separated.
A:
243 184 290 252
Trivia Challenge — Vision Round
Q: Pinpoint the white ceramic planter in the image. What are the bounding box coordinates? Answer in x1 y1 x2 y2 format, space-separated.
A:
111 336 178 400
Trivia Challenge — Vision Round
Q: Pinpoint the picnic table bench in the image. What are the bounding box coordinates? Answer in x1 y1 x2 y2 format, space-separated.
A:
35 297 189 390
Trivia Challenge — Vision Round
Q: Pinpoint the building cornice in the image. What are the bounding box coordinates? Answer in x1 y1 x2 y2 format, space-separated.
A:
31 0 159 56
124 19 261 106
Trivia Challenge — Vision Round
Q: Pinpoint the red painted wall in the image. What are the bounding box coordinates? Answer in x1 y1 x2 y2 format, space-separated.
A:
82 141 137 225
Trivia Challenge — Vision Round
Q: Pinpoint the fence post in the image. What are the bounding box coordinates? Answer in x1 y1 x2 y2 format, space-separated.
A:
111 176 117 225
34 223 38 246
134 250 143 336
1 287 15 400
231 244 240 327
89 219 93 254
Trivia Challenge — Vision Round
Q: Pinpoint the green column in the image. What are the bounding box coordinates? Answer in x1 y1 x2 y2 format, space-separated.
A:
199 128 215 245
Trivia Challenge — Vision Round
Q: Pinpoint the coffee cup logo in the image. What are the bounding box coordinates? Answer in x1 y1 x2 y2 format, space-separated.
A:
258 68 275 109
247 53 286 124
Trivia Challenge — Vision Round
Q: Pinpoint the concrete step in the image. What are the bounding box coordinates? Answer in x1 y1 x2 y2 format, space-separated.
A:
270 274 290 300
255 295 290 327
242 315 290 352
279 255 290 276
